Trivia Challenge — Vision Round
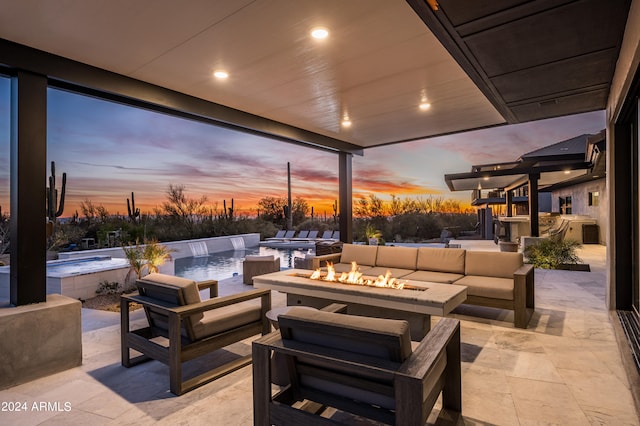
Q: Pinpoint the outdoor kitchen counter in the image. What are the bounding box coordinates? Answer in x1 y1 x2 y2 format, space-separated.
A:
253 269 467 339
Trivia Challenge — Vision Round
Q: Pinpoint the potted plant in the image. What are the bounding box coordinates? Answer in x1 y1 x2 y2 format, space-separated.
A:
524 238 589 271
363 223 382 245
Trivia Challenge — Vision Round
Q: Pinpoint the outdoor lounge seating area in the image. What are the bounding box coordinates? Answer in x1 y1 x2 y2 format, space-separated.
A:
0 242 637 424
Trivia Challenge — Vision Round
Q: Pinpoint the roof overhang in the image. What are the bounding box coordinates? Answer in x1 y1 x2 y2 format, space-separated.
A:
445 161 592 192
0 1 630 153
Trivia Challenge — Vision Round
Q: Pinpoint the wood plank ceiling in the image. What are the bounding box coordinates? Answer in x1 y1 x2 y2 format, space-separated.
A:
0 0 631 151
0 0 504 150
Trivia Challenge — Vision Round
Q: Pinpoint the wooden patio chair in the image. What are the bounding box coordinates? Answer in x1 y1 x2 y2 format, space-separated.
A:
121 273 271 395
253 308 461 425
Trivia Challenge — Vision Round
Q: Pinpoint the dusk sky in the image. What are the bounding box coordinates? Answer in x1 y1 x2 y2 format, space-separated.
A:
0 76 606 217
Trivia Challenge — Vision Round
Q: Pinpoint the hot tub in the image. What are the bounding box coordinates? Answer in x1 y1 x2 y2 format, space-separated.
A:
0 256 130 301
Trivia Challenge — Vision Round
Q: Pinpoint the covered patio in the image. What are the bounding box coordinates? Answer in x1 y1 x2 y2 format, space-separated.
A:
1 0 640 423
0 242 637 424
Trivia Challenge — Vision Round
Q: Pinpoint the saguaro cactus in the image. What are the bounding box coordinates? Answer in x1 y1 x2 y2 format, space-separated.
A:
46 161 66 222
127 192 140 222
223 198 234 220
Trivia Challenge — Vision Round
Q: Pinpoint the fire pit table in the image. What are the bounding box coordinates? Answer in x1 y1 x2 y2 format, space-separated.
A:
253 269 467 340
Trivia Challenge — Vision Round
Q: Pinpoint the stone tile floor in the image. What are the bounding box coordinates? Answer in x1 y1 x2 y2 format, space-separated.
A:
1 242 639 425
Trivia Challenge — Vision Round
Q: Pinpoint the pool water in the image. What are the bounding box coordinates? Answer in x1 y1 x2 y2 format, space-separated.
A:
174 247 309 282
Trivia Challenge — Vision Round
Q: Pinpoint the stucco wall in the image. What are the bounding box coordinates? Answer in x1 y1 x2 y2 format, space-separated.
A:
551 178 607 243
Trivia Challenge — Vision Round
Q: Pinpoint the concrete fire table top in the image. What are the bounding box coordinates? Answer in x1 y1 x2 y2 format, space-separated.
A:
253 269 467 316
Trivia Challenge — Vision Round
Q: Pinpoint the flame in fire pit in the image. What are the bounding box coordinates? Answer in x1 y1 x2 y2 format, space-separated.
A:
309 261 405 289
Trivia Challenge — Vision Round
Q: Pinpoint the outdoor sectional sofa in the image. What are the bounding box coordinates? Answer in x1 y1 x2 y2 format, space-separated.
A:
310 244 535 328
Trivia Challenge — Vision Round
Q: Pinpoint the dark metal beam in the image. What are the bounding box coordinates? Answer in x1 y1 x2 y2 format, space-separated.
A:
10 71 47 305
506 190 513 217
0 38 363 156
339 152 353 244
528 174 540 237
613 121 634 309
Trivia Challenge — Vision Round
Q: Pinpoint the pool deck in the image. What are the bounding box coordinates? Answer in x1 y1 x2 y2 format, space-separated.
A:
0 241 639 424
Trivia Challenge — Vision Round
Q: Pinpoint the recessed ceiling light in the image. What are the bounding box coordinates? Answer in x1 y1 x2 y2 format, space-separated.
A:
311 27 329 39
564 170 571 174
419 101 431 111
213 70 229 79
341 118 352 128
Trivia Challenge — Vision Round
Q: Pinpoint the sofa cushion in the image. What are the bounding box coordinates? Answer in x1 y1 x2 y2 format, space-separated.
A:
375 246 418 270
416 247 466 274
455 275 514 300
465 251 523 279
339 244 378 266
326 262 374 274
403 270 464 284
363 267 415 279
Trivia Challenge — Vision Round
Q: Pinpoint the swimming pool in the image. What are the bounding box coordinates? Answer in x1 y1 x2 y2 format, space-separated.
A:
174 247 310 282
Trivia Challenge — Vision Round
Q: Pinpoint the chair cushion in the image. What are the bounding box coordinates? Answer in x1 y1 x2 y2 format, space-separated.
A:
339 244 378 266
192 303 262 340
455 275 514 300
416 247 466 274
403 270 464 284
375 246 418 270
140 273 203 322
279 308 412 362
465 251 523 278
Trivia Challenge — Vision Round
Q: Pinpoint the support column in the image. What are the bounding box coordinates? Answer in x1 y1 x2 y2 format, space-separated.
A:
506 190 513 217
287 162 292 230
338 152 353 243
10 71 47 306
527 174 539 237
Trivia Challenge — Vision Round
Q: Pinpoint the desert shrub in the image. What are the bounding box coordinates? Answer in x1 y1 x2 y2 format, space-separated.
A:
95 280 122 295
389 213 440 242
524 238 582 269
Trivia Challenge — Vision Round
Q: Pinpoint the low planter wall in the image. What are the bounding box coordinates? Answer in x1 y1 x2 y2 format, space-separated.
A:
0 295 81 390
